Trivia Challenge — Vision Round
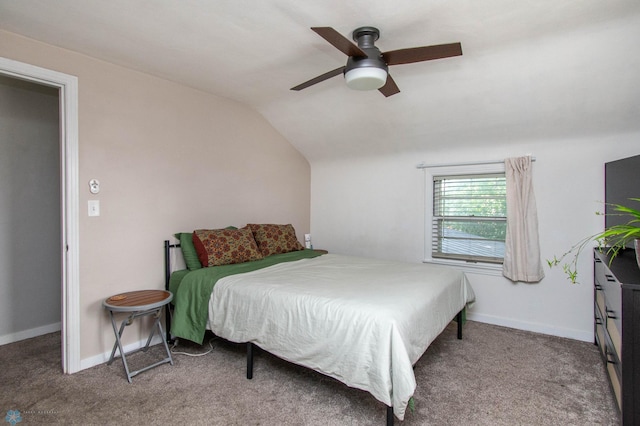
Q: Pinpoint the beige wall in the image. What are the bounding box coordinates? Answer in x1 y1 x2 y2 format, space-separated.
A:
0 30 310 361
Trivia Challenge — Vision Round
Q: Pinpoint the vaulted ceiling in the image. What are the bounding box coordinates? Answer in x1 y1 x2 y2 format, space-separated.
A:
1 0 639 161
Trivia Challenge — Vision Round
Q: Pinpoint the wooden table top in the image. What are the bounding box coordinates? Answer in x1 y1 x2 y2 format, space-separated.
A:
103 290 172 312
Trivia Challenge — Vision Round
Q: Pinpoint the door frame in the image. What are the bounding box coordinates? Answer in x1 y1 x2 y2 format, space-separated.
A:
0 56 80 373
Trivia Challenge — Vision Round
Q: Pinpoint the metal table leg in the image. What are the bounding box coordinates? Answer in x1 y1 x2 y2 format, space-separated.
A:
106 306 173 383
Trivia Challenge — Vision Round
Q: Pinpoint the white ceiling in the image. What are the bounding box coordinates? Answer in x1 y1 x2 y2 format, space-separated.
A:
1 0 639 161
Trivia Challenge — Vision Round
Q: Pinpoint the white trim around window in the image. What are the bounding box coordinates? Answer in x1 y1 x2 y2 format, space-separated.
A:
422 162 506 276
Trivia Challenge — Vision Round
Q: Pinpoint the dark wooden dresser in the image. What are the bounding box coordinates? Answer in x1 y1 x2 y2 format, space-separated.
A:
594 248 640 425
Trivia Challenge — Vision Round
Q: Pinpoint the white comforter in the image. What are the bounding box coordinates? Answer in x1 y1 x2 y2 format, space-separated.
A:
207 254 475 420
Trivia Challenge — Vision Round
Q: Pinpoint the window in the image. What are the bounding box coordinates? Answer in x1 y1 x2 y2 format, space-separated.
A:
431 173 507 264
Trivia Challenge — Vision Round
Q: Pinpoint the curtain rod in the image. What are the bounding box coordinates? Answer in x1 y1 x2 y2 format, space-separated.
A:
416 156 536 169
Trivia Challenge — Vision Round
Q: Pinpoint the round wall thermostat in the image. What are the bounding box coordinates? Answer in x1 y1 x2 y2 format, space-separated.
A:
89 179 100 194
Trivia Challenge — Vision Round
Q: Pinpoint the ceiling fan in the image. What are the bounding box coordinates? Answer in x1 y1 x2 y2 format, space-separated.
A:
291 26 462 97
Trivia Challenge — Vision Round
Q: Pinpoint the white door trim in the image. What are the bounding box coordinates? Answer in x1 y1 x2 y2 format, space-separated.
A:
0 57 80 373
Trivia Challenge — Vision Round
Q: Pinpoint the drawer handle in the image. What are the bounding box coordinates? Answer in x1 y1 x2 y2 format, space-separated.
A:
595 284 603 291
606 308 617 319
595 258 602 263
595 318 603 325
605 348 617 364
605 274 616 282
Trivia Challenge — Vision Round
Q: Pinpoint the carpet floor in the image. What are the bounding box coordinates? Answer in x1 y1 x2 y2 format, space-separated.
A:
0 320 619 425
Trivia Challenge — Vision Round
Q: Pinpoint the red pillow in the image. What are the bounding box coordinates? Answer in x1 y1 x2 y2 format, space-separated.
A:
192 228 263 267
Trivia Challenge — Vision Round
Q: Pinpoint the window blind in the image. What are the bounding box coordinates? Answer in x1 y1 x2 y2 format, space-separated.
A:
432 173 507 263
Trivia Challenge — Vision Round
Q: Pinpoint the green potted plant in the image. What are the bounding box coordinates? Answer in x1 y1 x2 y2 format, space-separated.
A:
547 198 640 283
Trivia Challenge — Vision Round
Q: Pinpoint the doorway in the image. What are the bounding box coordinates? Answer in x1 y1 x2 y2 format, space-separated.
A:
0 57 80 374
0 75 60 343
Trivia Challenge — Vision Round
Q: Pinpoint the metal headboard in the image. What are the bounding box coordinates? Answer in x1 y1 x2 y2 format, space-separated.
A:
164 240 181 291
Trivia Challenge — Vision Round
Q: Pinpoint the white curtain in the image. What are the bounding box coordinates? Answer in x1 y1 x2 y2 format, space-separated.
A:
502 156 545 283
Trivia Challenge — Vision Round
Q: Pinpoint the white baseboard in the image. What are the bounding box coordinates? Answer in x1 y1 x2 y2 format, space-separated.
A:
467 312 594 343
0 322 62 345
80 334 165 371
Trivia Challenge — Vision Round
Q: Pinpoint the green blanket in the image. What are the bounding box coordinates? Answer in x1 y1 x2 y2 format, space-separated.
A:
170 249 323 343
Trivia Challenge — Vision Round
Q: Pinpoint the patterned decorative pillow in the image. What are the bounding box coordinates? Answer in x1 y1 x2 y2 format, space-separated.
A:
192 227 263 267
246 224 304 257
175 226 238 270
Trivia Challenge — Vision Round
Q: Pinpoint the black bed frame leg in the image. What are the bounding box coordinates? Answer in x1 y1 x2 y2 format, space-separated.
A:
457 310 463 340
386 406 394 425
246 342 254 379
164 240 175 345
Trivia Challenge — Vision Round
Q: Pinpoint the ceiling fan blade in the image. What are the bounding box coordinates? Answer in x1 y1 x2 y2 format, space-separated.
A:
311 27 367 57
378 74 400 97
290 66 345 91
382 42 462 66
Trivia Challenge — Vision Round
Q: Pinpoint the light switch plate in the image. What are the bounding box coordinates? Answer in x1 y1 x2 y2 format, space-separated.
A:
88 200 100 217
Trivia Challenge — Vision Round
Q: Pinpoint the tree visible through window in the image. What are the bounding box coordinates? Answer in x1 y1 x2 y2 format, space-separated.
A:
432 173 507 263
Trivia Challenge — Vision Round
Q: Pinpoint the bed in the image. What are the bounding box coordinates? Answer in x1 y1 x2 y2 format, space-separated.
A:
164 225 475 424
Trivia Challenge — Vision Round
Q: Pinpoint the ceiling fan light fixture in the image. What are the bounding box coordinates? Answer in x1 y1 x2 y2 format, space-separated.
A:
292 26 462 97
344 67 387 91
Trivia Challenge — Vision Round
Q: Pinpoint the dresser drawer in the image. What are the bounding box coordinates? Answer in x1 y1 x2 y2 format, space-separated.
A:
595 287 606 322
594 255 607 287
599 258 623 354
607 314 622 358
603 278 622 326
595 318 606 357
607 358 622 410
